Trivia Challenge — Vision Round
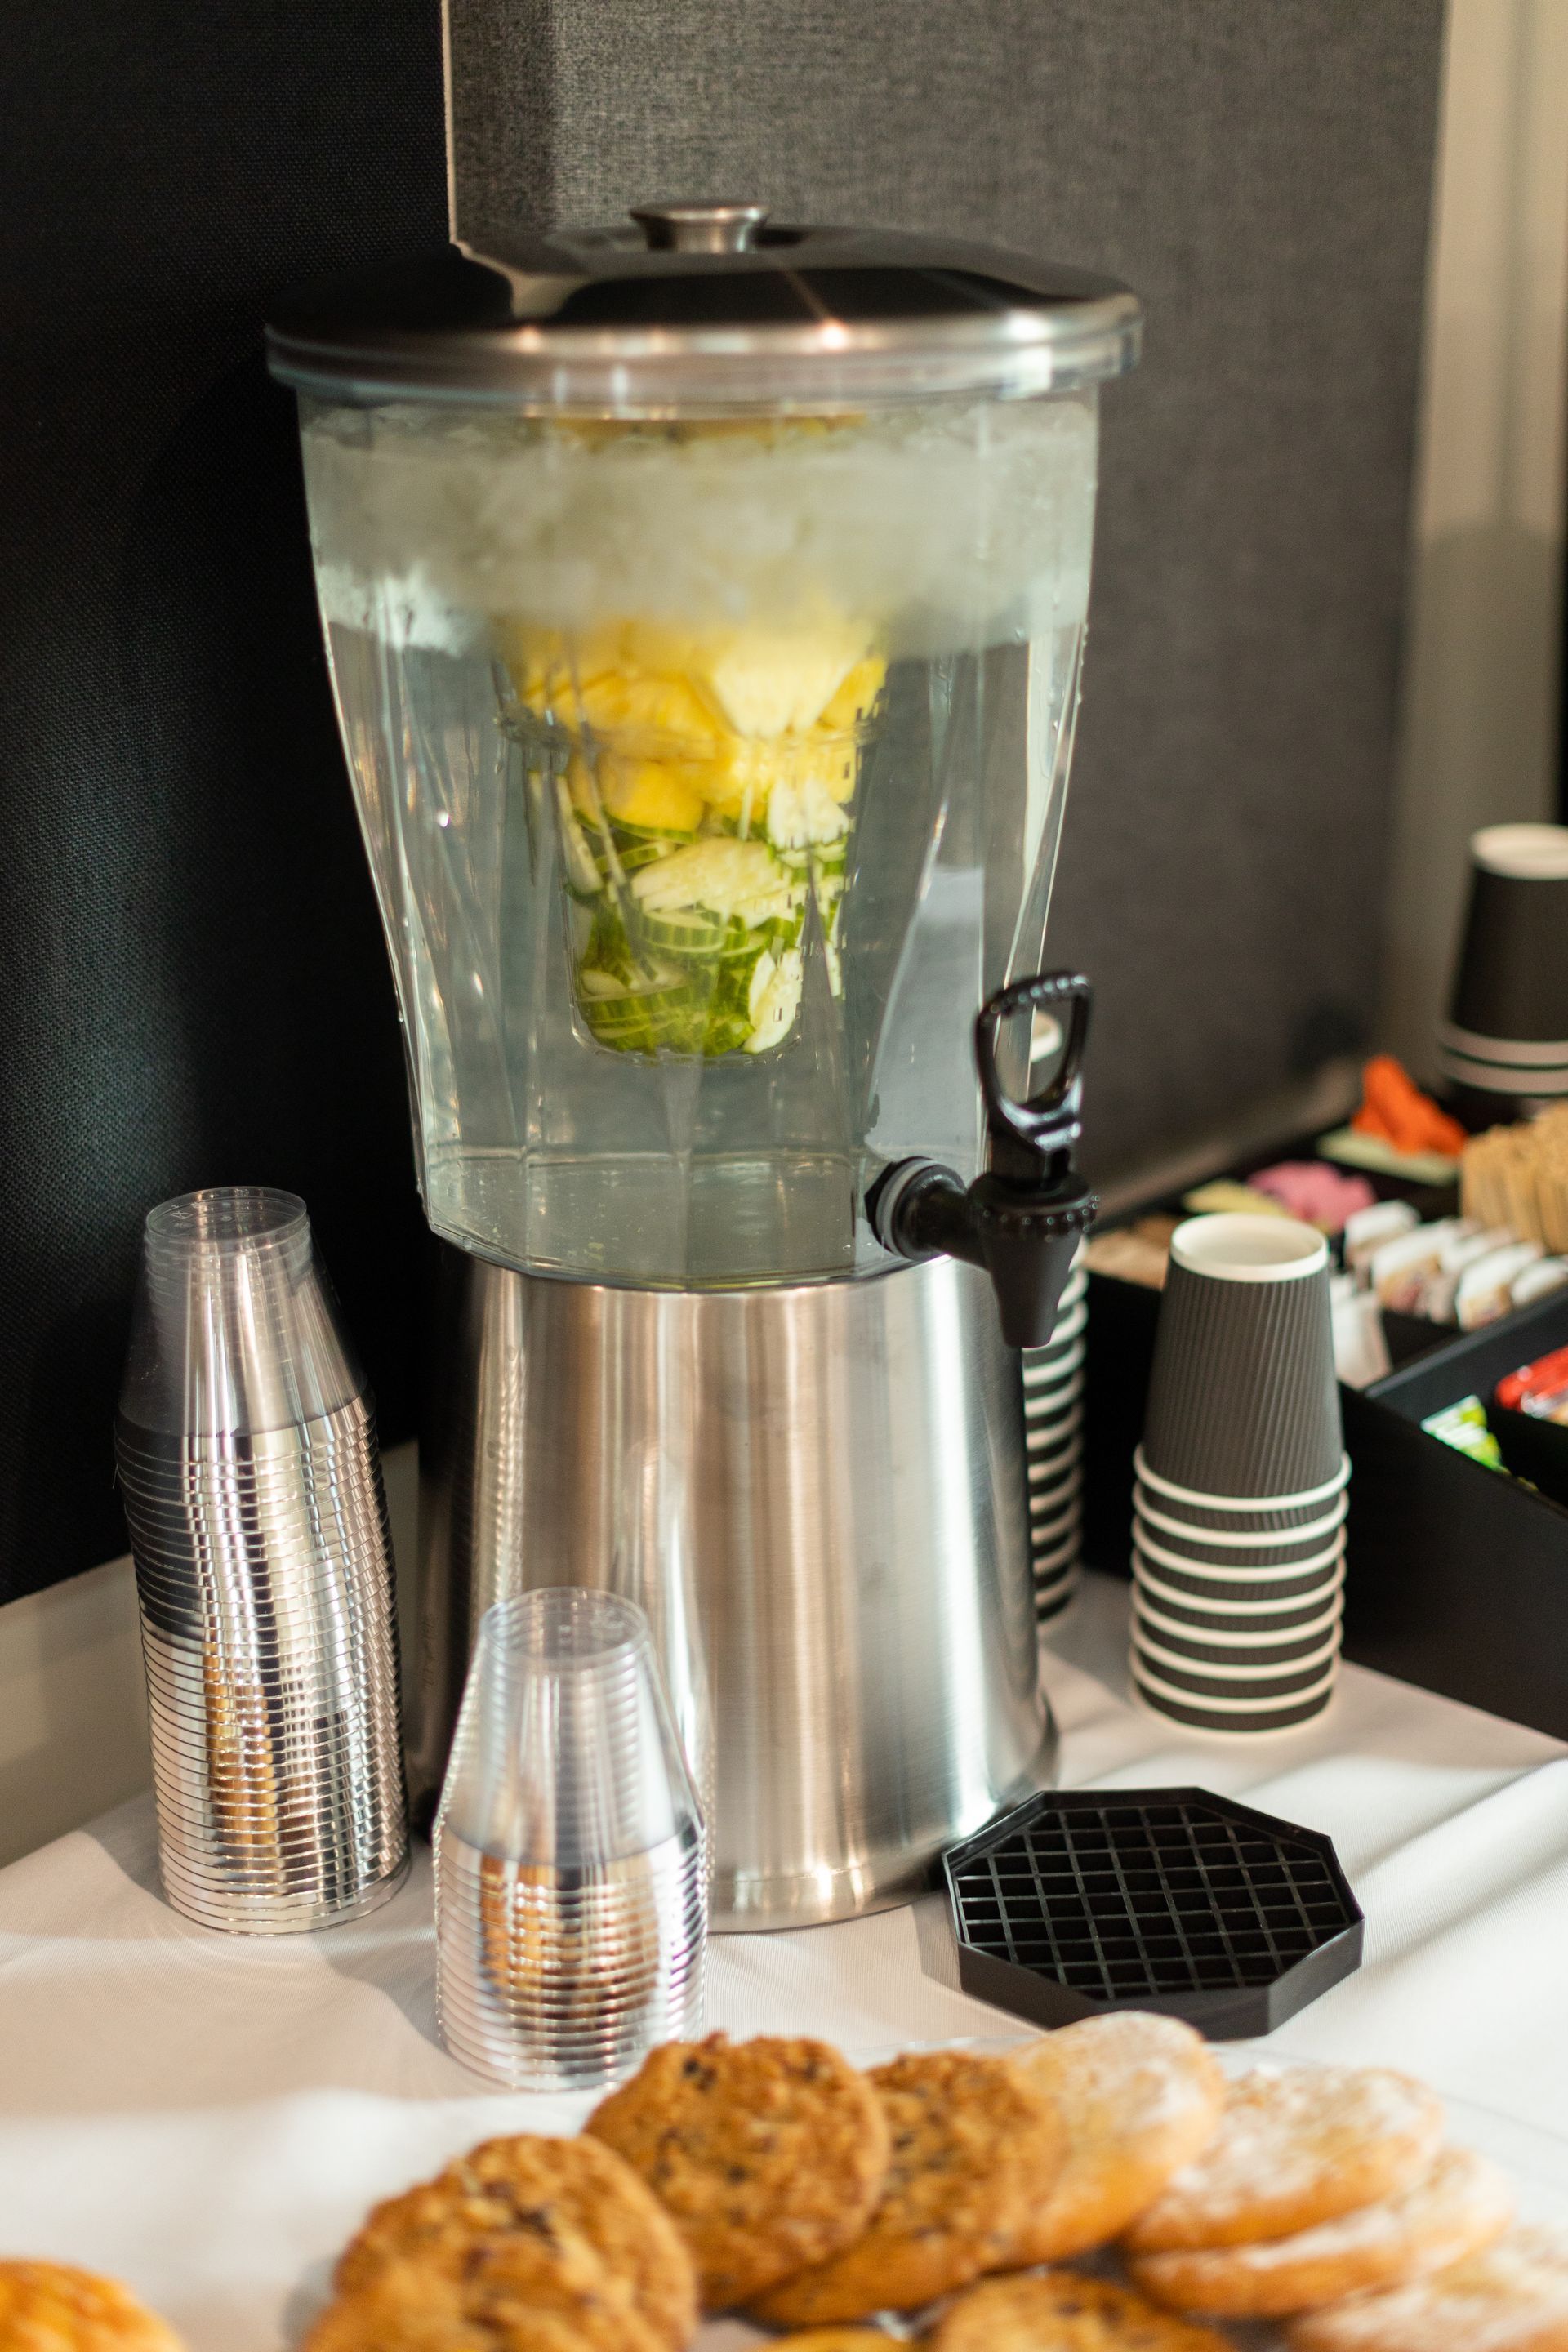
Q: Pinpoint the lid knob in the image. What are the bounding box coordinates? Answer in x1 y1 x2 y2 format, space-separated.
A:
630 201 771 254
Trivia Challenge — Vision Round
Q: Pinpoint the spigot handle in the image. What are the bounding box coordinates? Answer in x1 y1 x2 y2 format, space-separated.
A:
975 970 1092 1187
866 969 1096 1348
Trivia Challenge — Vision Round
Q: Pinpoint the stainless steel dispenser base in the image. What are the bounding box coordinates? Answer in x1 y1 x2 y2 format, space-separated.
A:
415 1245 1055 1930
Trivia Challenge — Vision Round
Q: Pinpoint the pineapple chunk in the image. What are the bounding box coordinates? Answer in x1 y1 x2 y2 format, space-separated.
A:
495 621 623 716
699 622 873 737
630 838 798 926
695 732 857 839
818 654 886 736
568 755 704 836
569 669 719 754
690 737 784 826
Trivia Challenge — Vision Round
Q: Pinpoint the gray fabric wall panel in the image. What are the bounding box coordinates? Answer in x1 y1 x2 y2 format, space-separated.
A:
451 0 1444 1173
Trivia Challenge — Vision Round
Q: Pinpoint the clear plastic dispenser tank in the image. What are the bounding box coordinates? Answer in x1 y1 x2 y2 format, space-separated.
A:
269 207 1140 1289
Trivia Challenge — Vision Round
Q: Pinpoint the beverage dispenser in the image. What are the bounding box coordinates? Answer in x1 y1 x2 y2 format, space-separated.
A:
268 203 1140 1924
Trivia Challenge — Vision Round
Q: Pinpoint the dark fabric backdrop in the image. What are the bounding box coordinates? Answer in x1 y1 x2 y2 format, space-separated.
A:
0 0 1445 1605
454 0 1446 1173
0 0 447 1602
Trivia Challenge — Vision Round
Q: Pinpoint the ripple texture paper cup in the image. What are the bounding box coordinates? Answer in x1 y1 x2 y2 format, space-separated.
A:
1439 823 1568 1097
1141 1214 1342 1499
1020 1251 1086 1627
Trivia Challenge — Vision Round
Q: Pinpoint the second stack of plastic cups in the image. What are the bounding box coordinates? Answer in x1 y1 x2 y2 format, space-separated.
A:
1130 1213 1348 1735
115 1187 408 1931
434 1588 706 2091
1021 1242 1088 1625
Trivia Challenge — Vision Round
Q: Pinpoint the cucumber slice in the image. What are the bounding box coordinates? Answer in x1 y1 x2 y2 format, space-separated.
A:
639 906 731 959
713 914 764 959
612 818 699 849
702 1009 754 1056
745 947 804 1054
577 954 710 1055
576 865 807 1058
555 778 604 898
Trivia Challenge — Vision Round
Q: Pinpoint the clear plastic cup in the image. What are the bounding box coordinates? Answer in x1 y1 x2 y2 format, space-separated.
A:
118 1187 363 1445
434 1588 706 2091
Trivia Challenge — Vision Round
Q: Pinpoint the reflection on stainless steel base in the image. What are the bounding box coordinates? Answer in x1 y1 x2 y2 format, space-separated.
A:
416 1245 1054 1929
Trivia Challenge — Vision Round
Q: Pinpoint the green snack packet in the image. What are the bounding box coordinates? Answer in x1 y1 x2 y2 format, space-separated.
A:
1420 1394 1506 1472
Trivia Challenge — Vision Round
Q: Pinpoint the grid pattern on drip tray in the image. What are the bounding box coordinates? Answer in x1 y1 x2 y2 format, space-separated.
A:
944 1793 1360 2005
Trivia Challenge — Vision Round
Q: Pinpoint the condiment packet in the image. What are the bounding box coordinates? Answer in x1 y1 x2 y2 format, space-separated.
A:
1083 1218 1177 1290
1248 1160 1376 1232
1455 1239 1544 1329
1330 1276 1390 1388
1511 1257 1568 1311
1422 1225 1513 1324
1181 1179 1289 1218
1496 1344 1568 1424
1421 1394 1506 1470
1318 1126 1463 1187
1370 1219 1464 1312
1344 1197 1419 1280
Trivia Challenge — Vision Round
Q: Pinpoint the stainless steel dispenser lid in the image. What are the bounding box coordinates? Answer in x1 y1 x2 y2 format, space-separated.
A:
266 201 1141 409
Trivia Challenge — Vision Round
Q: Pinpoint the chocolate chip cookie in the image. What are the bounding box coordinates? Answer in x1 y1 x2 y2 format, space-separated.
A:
0 2264 184 2352
585 2034 890 2310
304 2259 655 2352
747 2048 1066 2327
929 2270 1236 2350
333 2132 696 2348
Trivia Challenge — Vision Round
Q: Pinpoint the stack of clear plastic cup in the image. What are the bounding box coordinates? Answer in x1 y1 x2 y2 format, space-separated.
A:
434 1588 706 2091
1021 1243 1088 1626
115 1187 408 1932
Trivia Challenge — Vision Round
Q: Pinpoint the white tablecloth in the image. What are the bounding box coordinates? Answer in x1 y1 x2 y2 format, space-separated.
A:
2 1572 1567 2350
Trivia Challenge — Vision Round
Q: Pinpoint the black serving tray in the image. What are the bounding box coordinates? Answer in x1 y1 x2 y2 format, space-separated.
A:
1339 1290 1568 1734
1081 1269 1568 1740
942 1788 1363 2038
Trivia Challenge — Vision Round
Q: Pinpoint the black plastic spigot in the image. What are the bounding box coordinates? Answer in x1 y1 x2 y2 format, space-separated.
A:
866 972 1098 1349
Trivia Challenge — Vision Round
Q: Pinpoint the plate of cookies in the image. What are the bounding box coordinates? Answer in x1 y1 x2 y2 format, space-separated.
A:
6 2020 1568 2349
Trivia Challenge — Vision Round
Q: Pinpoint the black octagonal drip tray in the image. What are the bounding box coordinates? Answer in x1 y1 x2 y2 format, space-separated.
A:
942 1787 1363 2039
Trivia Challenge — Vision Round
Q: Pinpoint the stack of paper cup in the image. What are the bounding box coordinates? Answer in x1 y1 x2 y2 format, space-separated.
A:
1022 1244 1087 1625
1437 823 1568 1108
1130 1214 1348 1735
